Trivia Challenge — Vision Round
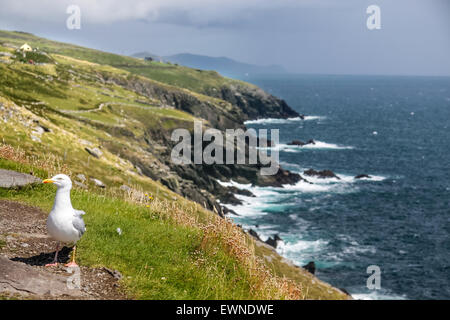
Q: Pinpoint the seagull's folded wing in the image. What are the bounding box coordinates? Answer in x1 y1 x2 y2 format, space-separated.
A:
72 210 86 237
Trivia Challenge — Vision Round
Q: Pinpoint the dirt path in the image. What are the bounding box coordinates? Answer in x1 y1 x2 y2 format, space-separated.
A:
0 199 127 300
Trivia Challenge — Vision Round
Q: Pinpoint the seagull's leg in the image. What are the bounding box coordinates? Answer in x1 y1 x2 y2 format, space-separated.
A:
45 242 60 267
65 245 79 267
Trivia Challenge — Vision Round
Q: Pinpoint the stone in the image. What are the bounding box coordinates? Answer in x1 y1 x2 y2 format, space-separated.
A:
85 147 103 159
355 174 371 179
135 165 143 176
248 229 261 241
76 174 86 182
30 135 41 143
31 126 45 135
0 169 42 188
287 140 306 146
103 267 123 281
303 261 316 275
265 234 283 248
303 169 340 180
0 256 83 297
90 178 105 188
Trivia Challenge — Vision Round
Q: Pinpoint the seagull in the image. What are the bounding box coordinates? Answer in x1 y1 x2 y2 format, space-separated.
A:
43 174 86 267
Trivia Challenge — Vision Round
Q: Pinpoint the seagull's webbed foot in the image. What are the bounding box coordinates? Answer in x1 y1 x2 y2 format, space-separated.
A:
45 262 58 267
64 262 79 268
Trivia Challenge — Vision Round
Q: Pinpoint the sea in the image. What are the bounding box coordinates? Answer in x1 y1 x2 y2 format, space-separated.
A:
224 74 450 300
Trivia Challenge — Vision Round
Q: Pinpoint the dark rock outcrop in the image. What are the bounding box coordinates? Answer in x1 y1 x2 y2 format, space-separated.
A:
355 174 371 179
288 139 316 146
248 229 261 241
304 169 340 180
303 261 316 275
207 84 300 121
288 140 305 146
265 234 283 248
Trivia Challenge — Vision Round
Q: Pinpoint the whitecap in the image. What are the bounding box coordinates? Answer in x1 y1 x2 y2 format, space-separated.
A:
351 291 407 300
260 141 354 152
303 115 326 121
278 239 329 255
300 141 354 150
355 175 386 182
244 116 304 125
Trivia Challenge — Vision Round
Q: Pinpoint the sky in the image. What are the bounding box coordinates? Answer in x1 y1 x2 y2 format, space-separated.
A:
0 0 449 76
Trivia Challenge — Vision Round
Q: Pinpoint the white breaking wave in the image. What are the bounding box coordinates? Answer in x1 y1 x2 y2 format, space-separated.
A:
355 175 386 182
300 141 354 150
260 141 354 152
244 115 326 125
303 115 326 121
277 239 329 256
244 116 304 125
351 291 407 300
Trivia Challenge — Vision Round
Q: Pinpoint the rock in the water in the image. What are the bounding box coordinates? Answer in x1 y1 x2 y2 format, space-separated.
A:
265 234 283 248
304 169 340 180
287 139 315 147
90 178 105 188
85 147 103 159
287 140 305 146
0 169 42 188
0 256 83 297
355 174 371 179
303 261 316 275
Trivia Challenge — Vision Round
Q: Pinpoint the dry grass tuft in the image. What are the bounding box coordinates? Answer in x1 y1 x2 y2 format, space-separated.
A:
199 216 305 300
0 143 71 176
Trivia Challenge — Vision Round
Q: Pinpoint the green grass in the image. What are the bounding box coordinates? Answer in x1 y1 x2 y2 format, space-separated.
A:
0 182 264 299
13 51 54 64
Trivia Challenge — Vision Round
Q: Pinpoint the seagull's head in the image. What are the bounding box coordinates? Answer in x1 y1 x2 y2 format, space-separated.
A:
43 174 72 190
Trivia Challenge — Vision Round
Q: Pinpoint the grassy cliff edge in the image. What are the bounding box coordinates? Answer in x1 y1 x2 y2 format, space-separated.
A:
0 30 348 300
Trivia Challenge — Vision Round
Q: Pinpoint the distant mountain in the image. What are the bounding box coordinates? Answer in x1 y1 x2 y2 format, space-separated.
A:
131 52 286 78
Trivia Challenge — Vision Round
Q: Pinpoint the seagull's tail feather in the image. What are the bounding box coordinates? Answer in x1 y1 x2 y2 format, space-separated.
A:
74 209 86 216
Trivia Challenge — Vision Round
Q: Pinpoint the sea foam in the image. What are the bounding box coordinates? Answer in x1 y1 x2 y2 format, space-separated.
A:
244 115 326 125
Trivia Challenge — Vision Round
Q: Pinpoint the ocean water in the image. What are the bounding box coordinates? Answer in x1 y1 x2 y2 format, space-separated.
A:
228 74 450 299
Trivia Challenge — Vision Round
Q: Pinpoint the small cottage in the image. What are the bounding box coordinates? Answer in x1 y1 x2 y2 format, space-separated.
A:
20 43 32 52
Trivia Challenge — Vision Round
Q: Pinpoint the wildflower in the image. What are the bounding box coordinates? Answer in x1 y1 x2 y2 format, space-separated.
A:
116 227 122 235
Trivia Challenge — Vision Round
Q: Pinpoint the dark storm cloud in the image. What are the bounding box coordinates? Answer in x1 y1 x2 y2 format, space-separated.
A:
0 0 448 76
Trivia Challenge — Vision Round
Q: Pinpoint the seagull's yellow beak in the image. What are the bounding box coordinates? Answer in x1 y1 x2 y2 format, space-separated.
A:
43 179 55 184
